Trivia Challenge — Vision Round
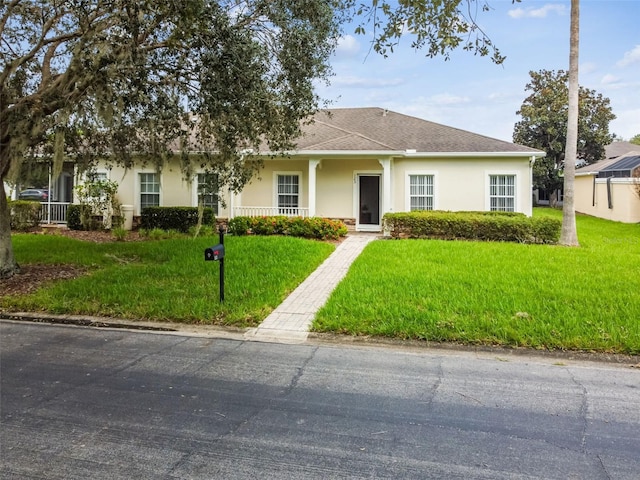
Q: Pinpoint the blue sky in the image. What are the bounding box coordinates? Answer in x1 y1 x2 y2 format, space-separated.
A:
316 0 640 143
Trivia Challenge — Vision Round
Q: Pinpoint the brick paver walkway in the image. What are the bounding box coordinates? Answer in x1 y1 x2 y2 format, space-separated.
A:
244 233 378 343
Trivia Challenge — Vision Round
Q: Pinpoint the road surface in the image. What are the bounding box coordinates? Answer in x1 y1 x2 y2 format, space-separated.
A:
1 321 639 479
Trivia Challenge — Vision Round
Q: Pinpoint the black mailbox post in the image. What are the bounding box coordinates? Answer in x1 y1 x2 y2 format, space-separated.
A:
204 226 226 302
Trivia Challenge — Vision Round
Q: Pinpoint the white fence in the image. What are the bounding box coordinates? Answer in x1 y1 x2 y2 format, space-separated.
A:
233 206 310 218
39 202 70 224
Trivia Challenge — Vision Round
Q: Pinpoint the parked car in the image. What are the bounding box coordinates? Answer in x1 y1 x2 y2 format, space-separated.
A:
18 189 49 202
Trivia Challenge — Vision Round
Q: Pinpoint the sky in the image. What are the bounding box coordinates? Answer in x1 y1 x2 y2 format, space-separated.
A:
315 0 640 143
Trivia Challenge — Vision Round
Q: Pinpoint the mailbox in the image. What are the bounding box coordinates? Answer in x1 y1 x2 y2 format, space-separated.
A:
204 244 225 261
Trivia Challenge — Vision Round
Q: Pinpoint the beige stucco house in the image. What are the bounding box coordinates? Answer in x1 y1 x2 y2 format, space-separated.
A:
575 145 640 223
92 108 545 231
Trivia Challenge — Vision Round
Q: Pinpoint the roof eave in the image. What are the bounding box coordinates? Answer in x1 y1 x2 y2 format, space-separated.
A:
273 150 546 158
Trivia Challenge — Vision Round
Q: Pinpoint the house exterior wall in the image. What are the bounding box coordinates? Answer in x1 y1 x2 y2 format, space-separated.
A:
316 158 382 218
243 158 309 209
95 159 233 218
392 156 533 216
575 175 640 223
94 154 534 227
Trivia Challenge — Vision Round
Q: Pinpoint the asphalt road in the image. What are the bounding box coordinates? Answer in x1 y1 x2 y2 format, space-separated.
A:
1 321 639 479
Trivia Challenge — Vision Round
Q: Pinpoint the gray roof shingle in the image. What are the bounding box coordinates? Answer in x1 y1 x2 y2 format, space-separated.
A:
294 107 543 154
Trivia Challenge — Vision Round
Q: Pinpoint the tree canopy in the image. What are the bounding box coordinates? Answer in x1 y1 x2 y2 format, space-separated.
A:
630 134 640 145
513 69 616 206
1 0 515 278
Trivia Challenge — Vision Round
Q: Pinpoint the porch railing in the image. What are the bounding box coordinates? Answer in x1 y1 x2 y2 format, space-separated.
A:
39 202 70 224
233 206 309 218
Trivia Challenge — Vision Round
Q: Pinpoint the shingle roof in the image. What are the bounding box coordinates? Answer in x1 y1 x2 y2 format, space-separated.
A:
605 141 639 159
294 107 543 154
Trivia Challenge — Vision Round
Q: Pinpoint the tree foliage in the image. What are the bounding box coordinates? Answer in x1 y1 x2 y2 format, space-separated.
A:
346 0 516 63
513 69 616 205
1 0 341 277
1 0 515 278
630 134 640 145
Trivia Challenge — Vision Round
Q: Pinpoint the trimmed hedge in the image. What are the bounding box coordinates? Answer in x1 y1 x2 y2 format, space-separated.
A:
9 200 41 231
383 211 561 244
141 206 215 233
228 216 348 240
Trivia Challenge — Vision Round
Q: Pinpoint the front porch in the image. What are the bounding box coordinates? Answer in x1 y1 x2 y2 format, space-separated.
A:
232 206 310 218
39 202 70 224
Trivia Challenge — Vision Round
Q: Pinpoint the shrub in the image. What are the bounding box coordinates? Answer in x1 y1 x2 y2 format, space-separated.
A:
141 206 215 233
9 200 41 231
74 179 121 230
111 227 128 241
66 204 99 231
227 216 348 240
383 211 560 244
227 216 252 236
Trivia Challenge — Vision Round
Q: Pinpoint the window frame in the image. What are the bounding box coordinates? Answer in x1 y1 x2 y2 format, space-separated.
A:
135 170 162 215
193 172 220 215
273 171 303 215
405 171 437 212
486 172 517 212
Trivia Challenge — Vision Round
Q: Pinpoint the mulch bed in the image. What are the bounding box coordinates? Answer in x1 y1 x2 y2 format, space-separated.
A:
1 227 135 298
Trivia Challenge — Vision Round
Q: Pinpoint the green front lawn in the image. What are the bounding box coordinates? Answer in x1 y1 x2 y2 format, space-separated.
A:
2 235 334 327
314 209 640 354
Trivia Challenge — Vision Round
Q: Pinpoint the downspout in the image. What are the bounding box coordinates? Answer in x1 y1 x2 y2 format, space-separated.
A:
529 156 536 216
592 175 596 207
606 177 613 209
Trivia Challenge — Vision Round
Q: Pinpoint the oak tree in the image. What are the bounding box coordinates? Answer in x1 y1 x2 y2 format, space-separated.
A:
1 0 514 278
513 69 616 210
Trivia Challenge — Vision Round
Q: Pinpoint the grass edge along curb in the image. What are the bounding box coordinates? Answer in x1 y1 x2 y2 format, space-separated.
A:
383 211 560 244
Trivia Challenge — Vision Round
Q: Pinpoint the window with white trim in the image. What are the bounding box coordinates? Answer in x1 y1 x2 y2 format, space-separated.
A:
197 173 219 215
88 171 108 182
409 174 434 211
489 174 515 211
277 174 299 214
140 173 160 210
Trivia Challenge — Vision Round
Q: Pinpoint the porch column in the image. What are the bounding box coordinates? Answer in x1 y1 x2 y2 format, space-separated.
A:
308 159 321 217
47 162 52 224
228 189 240 219
378 158 392 214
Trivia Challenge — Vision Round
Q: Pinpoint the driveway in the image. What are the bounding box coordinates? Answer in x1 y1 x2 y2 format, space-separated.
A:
2 321 639 479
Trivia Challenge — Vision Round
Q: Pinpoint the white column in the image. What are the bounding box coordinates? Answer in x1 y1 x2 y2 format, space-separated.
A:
229 188 239 219
308 159 321 217
378 158 392 214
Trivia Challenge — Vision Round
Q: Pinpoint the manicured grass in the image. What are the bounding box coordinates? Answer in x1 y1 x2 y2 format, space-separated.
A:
2 235 334 327
314 209 640 354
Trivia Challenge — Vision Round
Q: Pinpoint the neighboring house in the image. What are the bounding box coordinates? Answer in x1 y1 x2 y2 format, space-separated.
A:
92 108 545 231
575 150 640 223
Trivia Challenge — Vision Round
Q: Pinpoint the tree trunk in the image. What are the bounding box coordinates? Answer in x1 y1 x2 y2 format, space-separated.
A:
560 0 580 246
0 179 20 279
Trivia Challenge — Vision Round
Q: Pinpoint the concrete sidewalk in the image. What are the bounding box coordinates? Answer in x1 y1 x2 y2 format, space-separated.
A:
244 233 378 343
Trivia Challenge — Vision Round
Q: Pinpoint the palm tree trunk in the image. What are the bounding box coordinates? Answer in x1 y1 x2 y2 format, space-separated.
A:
560 0 580 246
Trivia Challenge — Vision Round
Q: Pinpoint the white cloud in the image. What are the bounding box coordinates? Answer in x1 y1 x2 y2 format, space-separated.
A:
429 93 471 105
508 4 567 19
332 75 404 88
580 62 598 75
335 35 361 59
601 74 621 86
617 45 640 67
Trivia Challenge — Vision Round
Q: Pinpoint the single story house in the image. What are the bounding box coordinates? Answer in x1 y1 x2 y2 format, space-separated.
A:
90 107 545 231
575 148 640 223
